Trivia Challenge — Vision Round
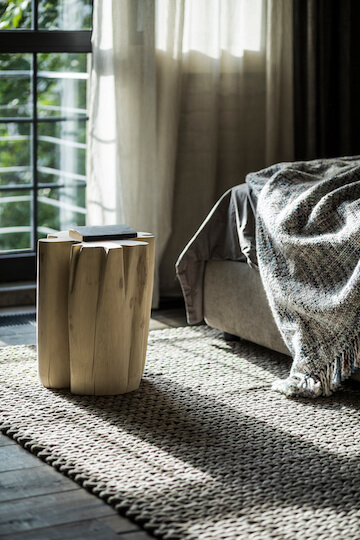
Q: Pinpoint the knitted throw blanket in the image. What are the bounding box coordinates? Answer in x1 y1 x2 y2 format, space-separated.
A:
246 156 360 398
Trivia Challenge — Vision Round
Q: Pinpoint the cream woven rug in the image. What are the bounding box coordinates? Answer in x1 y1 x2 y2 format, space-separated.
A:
2 326 360 539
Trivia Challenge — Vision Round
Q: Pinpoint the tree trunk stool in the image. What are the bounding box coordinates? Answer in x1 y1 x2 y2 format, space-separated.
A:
37 233 155 395
37 236 77 389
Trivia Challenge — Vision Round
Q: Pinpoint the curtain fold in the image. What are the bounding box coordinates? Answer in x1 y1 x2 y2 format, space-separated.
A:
265 0 294 165
87 0 294 304
293 0 360 160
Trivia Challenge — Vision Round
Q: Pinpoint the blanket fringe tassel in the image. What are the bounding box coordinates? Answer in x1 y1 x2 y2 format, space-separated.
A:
272 333 360 398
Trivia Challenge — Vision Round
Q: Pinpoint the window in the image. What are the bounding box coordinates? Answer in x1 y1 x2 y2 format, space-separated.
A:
0 0 92 281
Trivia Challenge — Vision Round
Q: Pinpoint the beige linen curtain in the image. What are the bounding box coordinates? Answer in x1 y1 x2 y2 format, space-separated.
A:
87 0 294 306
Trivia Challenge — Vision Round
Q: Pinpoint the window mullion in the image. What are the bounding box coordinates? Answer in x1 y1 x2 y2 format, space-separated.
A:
31 51 38 252
0 31 92 53
33 0 38 31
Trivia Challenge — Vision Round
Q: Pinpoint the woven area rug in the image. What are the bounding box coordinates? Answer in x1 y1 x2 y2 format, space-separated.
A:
2 326 360 539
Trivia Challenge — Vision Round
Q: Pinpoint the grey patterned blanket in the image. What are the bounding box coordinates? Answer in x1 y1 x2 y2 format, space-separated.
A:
246 156 360 397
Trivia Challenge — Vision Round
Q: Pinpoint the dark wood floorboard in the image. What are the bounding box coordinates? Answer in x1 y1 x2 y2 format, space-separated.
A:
0 462 79 503
0 443 45 473
0 307 187 539
0 523 153 540
0 434 16 446
0 489 117 535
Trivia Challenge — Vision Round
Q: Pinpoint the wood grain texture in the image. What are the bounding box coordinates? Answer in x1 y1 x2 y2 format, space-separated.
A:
0 433 16 446
0 520 149 540
0 440 150 538
0 444 44 473
0 521 120 539
68 238 154 395
136 234 156 374
37 238 77 389
0 488 116 536
0 466 76 502
37 234 155 395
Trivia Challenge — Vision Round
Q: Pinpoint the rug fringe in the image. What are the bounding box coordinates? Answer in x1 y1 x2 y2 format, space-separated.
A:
272 332 360 398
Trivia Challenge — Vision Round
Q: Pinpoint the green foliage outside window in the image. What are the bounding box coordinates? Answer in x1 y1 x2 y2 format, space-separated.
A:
0 0 92 30
0 0 32 29
0 0 90 252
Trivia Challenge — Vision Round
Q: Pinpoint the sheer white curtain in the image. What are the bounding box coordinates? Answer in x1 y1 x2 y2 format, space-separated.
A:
87 0 294 306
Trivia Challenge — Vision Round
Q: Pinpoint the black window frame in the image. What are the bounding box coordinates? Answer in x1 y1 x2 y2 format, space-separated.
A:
0 2 92 282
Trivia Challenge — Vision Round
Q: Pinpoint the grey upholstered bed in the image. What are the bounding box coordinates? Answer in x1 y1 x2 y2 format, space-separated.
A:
176 172 360 386
203 259 289 356
176 182 290 355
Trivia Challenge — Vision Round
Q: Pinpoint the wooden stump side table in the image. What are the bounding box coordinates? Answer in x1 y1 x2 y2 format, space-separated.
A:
37 237 77 389
37 233 155 395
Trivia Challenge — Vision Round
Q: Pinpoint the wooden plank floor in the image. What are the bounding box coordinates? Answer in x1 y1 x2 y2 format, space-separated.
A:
0 305 187 539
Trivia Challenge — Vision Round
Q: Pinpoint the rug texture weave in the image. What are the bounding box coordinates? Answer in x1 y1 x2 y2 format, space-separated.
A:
2 326 360 539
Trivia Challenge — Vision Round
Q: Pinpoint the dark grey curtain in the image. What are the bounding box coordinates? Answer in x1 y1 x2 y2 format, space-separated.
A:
293 0 360 160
